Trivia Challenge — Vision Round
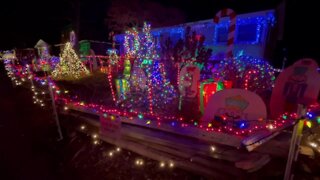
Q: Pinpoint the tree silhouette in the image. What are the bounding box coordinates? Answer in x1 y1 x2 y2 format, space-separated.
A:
105 0 185 33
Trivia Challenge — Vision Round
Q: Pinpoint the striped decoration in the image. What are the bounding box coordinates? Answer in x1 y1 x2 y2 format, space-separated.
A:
214 8 237 59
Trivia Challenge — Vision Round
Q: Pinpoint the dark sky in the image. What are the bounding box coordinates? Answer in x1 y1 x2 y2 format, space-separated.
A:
0 0 318 63
0 0 71 49
0 0 282 49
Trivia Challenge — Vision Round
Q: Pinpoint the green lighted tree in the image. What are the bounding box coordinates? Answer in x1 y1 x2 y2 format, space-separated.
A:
52 42 90 80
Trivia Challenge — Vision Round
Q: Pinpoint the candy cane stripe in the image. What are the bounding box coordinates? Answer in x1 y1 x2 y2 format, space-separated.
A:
213 8 237 59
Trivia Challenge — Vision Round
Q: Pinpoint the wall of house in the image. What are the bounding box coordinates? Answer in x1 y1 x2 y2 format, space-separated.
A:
115 10 276 60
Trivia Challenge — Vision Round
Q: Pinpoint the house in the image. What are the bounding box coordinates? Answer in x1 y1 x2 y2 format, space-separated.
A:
115 9 277 60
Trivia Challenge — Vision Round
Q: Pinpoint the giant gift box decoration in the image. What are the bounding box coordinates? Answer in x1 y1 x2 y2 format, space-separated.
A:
199 79 232 114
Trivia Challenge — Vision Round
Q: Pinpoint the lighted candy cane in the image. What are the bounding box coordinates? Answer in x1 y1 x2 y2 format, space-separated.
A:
213 8 237 59
244 70 258 90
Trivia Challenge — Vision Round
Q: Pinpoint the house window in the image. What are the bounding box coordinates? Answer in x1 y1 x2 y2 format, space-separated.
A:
215 26 228 44
236 24 259 43
170 32 182 44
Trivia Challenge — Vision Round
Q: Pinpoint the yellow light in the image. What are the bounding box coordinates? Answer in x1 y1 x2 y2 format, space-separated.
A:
208 123 212 128
42 91 45 94
116 147 121 152
110 116 115 121
159 162 165 168
169 161 174 168
306 121 312 128
135 159 144 166
109 151 114 157
92 134 98 139
80 125 86 130
310 142 318 148
93 140 99 145
210 145 216 152
267 124 274 130
146 120 151 125
64 106 68 110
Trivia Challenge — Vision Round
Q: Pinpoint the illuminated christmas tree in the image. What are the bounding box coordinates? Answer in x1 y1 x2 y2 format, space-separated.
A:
52 42 90 80
121 22 177 115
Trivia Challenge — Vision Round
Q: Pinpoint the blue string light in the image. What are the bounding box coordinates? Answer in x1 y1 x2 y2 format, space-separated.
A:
115 11 276 52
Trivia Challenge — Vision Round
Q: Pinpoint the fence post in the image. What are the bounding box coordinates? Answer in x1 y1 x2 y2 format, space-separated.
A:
284 104 306 180
47 77 63 141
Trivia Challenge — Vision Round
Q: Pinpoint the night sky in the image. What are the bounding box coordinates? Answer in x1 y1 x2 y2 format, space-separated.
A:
0 0 318 64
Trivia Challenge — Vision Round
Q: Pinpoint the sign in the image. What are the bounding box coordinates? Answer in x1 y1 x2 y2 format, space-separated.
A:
100 114 121 139
179 64 200 97
270 59 320 118
142 59 153 65
202 89 267 124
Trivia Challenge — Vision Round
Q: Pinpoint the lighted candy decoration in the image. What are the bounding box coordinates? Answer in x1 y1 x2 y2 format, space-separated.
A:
178 64 200 97
213 8 237 58
270 58 320 119
202 89 267 128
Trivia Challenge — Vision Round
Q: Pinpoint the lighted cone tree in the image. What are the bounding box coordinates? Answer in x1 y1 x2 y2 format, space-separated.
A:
121 22 177 115
52 42 90 80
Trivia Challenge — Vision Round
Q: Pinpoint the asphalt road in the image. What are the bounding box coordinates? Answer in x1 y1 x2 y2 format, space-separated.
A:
0 63 65 179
